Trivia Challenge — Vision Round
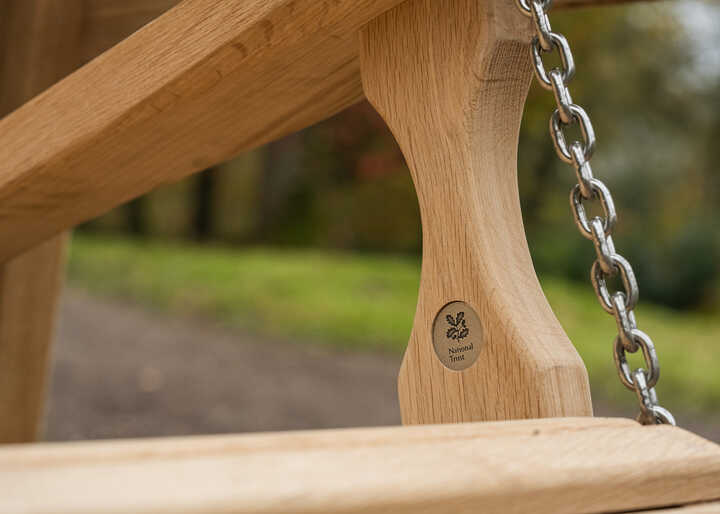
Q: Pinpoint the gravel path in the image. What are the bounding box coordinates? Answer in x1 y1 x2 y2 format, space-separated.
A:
44 288 719 442
45 289 401 441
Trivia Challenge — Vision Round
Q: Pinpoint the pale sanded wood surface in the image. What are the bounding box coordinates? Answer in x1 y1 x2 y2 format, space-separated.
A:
1 418 720 514
360 0 592 424
0 0 652 262
0 0 82 443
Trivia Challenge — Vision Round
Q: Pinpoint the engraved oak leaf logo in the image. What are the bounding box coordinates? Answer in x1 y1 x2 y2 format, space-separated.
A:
445 312 469 341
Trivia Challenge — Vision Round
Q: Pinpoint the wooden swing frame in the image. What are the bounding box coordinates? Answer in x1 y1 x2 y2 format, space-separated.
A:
0 0 719 512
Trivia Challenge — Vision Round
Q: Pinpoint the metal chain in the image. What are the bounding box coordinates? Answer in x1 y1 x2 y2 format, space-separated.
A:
514 0 676 426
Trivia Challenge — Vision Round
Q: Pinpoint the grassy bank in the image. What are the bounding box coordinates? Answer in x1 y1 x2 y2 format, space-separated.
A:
67 234 720 412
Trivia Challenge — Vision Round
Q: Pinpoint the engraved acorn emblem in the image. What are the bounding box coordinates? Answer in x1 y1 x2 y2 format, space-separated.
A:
445 312 469 341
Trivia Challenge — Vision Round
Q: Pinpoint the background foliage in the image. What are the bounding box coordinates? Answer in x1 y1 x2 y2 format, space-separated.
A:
83 1 720 312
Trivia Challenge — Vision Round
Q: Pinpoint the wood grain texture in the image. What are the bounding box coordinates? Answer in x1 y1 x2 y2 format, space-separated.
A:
0 0 81 443
0 237 67 443
1 418 719 514
360 0 592 425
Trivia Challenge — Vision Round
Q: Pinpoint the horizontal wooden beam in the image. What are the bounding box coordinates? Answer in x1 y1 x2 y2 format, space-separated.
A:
0 0 653 261
2 418 720 514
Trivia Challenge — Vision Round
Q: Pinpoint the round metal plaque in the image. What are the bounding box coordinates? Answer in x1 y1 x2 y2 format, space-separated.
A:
432 301 484 371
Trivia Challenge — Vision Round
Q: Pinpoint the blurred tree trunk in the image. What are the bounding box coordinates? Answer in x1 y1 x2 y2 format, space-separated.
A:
254 132 304 242
194 167 217 241
521 142 556 228
125 198 147 237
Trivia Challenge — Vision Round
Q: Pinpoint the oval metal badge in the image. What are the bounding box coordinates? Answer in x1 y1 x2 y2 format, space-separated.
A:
432 301 484 371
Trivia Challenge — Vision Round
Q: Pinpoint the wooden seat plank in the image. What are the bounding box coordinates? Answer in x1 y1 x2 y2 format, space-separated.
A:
1 418 719 514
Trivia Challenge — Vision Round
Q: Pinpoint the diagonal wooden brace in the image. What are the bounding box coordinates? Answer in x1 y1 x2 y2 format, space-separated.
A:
360 0 592 424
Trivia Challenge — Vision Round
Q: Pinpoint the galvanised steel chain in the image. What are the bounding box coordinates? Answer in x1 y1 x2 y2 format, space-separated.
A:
514 0 676 425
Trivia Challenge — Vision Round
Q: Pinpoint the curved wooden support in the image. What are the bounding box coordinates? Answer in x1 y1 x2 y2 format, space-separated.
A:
360 0 592 424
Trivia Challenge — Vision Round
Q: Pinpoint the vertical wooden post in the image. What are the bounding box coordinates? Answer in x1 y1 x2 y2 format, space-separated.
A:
0 0 84 442
360 0 593 424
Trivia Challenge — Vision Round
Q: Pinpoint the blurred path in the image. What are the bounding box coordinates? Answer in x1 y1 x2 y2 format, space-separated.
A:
44 288 719 442
44 289 401 441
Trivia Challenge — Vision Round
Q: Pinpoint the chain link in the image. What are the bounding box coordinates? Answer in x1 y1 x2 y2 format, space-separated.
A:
515 0 675 425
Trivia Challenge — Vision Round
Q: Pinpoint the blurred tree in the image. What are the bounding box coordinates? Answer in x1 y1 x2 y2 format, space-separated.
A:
254 132 306 244
193 168 218 242
83 2 719 310
124 198 148 237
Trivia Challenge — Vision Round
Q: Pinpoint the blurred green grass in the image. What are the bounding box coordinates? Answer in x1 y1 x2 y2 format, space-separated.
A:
68 234 720 413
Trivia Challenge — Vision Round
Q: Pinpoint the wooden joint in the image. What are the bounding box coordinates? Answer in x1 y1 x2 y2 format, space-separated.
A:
360 0 592 424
